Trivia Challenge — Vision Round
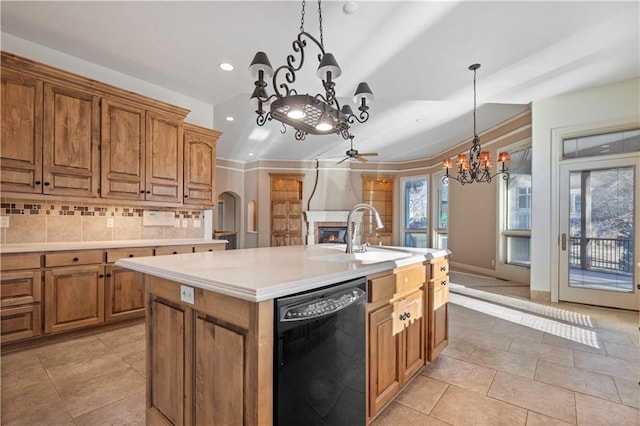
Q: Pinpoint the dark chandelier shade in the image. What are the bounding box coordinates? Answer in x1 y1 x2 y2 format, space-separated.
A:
249 0 373 141
442 64 510 185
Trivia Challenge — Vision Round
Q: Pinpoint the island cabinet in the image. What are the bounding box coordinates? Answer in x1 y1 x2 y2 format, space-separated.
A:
426 257 450 360
144 276 273 426
367 263 426 420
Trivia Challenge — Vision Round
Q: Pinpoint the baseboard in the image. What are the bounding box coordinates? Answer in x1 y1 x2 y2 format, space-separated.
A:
530 290 551 303
449 262 496 278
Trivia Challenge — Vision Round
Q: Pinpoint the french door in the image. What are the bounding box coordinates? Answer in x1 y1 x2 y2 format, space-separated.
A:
558 156 639 310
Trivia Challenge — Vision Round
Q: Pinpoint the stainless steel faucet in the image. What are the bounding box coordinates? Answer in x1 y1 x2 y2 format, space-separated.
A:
345 203 384 254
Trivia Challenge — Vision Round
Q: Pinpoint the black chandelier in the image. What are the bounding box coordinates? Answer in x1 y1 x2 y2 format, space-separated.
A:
249 0 373 141
442 64 510 185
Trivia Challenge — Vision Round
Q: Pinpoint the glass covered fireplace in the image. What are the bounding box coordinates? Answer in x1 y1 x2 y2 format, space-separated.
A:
317 226 348 244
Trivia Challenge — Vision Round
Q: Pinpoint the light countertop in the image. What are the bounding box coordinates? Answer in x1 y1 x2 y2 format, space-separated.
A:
0 238 227 254
116 244 449 302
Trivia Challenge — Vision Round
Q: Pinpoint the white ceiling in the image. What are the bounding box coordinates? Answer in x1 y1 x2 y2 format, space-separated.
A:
2 1 638 163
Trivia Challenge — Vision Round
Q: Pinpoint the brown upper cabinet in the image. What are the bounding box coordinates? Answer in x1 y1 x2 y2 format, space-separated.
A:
1 52 219 206
183 123 221 206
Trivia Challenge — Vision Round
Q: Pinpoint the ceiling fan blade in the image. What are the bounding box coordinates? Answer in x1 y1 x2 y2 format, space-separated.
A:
358 153 379 157
356 156 368 163
336 157 349 164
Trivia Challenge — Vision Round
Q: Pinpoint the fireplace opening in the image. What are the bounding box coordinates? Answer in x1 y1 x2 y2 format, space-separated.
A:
317 226 348 244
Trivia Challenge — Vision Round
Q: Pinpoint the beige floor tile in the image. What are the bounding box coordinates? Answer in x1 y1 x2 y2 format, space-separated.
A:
421 355 496 394
449 323 514 351
509 338 574 367
74 391 145 426
95 323 145 349
431 385 527 426
575 392 640 426
1 380 75 426
573 350 640 380
123 350 147 377
594 327 638 347
393 375 448 415
45 352 132 392
59 367 145 418
602 340 640 363
488 371 577 424
541 332 606 356
111 338 146 359
1 349 49 395
468 346 538 379
490 320 544 343
534 359 620 402
448 304 497 330
440 337 477 361
35 335 111 369
371 401 448 426
525 411 575 425
614 376 640 409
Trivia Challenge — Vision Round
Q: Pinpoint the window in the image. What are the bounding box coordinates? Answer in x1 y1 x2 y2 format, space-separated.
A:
503 146 532 266
402 176 428 248
432 172 448 249
563 129 639 159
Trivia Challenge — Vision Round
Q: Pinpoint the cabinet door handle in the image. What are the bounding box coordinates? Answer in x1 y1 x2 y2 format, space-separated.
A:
441 280 447 286
44 182 50 186
406 312 411 319
146 190 151 194
35 181 41 185
140 190 145 194
184 195 189 198
440 265 447 272
106 273 111 278
99 274 104 278
73 257 79 262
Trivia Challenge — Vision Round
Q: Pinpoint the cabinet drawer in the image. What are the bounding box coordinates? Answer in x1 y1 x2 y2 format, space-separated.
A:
396 264 425 294
430 276 449 310
107 247 154 263
1 271 42 307
368 273 395 304
428 258 449 280
1 304 41 343
45 250 104 267
1 253 41 271
155 245 194 256
392 290 423 336
193 244 225 253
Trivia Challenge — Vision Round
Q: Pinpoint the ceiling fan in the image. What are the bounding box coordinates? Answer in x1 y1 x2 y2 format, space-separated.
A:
336 135 379 164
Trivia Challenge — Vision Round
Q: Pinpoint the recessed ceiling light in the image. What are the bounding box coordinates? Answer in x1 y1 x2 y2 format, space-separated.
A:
226 116 234 121
248 152 254 156
219 63 234 71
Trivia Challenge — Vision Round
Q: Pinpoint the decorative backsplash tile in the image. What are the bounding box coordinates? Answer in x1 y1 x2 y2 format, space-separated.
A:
0 199 207 244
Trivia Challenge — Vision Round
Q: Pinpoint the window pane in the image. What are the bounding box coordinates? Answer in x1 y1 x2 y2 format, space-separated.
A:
405 232 427 248
438 179 448 229
507 236 530 266
563 129 640 159
435 232 448 250
404 178 427 229
507 148 532 231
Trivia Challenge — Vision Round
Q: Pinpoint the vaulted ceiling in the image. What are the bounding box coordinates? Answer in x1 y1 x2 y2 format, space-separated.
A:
2 1 638 163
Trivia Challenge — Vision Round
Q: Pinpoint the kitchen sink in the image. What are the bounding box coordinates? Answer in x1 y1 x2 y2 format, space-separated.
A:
311 249 414 264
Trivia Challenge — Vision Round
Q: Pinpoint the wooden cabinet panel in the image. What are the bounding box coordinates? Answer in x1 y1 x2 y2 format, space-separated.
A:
44 249 104 268
428 258 449 281
194 313 244 425
105 265 144 321
396 264 425 294
1 304 41 343
428 278 449 361
193 244 225 253
146 111 183 203
431 276 449 310
44 266 105 333
0 271 41 307
154 245 194 256
1 253 41 271
101 98 146 200
43 83 100 197
368 304 401 417
400 295 426 383
149 298 186 425
106 247 154 263
1 69 43 193
184 124 219 206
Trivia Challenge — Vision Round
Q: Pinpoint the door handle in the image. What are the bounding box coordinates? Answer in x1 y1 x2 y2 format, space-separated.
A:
561 234 567 251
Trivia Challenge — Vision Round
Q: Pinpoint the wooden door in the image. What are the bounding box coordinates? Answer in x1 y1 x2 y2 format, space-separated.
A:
43 83 100 197
194 313 244 425
1 69 43 194
184 124 219 206
368 304 401 417
428 279 449 361
101 98 146 200
44 266 104 333
105 265 145 321
146 111 183 203
400 298 426 383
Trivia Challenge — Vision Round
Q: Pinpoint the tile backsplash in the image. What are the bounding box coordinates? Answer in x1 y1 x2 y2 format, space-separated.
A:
0 199 207 244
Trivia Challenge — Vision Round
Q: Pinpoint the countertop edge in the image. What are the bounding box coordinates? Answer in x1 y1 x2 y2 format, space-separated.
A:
0 239 228 254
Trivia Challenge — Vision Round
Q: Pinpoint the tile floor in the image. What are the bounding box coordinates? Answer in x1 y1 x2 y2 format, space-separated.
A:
1 271 638 425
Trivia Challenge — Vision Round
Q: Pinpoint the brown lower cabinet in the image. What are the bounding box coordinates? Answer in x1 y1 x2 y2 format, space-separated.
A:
105 265 145 321
428 276 449 360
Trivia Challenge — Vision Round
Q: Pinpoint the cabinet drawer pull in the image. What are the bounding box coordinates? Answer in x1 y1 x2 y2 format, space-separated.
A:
208 249 213 252
440 265 447 272
72 257 79 262
184 195 189 198
140 190 145 194
129 254 134 258
35 180 41 185
172 251 178 255
106 273 111 278
44 182 50 186
441 280 447 286
146 190 151 194
99 274 104 278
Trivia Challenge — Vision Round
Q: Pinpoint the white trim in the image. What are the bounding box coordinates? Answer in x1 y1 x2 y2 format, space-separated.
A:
400 175 429 248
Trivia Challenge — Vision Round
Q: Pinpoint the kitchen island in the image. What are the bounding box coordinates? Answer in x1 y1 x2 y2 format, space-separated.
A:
116 244 450 425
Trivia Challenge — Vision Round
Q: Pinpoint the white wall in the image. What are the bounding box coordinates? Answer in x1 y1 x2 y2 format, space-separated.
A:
1 33 214 128
531 77 640 300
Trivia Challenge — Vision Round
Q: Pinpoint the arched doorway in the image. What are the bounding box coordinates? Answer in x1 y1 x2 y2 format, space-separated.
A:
216 191 240 249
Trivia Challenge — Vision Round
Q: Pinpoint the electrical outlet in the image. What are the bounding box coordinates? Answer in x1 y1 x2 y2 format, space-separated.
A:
0 216 9 228
175 219 181 228
193 219 201 228
181 219 188 228
106 217 114 228
180 285 194 304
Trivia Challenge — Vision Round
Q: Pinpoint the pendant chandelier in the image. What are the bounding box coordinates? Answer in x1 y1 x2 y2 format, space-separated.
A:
249 0 373 141
442 64 510 184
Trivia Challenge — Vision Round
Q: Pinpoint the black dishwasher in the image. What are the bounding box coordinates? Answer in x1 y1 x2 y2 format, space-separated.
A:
274 277 367 426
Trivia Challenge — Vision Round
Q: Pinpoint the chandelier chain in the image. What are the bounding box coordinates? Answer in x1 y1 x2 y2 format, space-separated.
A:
300 0 305 33
318 0 324 48
473 66 477 137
